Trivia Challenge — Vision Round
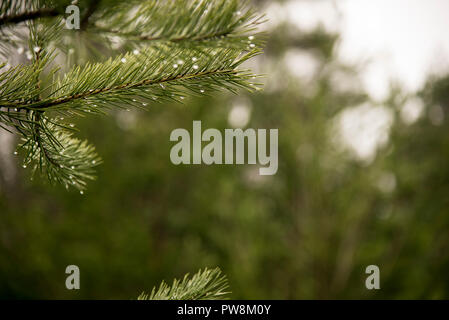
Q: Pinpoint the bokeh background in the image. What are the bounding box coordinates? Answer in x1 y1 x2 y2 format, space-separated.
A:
1 0 449 299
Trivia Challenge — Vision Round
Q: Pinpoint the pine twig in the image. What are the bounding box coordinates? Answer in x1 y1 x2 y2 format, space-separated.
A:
138 268 230 300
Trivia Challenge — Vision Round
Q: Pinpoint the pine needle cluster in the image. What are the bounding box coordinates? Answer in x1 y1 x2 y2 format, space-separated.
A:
0 0 265 191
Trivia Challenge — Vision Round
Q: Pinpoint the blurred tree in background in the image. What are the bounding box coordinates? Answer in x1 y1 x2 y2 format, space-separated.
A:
1 0 449 299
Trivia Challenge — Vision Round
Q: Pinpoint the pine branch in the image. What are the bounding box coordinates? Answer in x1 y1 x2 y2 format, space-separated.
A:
91 0 265 46
18 114 101 191
0 0 63 27
138 268 230 300
12 44 262 114
2 20 101 192
0 8 59 26
0 0 265 191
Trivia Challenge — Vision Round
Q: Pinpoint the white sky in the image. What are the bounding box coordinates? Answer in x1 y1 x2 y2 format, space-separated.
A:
264 0 449 162
267 0 449 100
338 0 449 100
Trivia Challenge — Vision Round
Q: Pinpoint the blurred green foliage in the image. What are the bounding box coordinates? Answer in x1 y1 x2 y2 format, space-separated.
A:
1 1 449 299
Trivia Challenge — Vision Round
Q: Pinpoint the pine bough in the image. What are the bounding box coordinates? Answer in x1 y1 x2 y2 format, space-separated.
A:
0 0 265 191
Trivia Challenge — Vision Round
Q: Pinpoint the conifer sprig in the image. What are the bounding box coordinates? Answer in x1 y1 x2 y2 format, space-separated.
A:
15 44 262 114
138 267 230 300
19 115 102 191
92 0 265 46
